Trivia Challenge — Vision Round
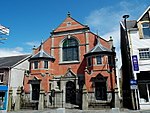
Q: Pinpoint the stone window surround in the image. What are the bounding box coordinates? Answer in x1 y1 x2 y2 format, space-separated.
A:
141 22 150 39
59 36 80 64
138 21 150 39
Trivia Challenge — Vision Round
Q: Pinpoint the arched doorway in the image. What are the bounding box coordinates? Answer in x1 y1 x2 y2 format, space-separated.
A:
32 84 40 100
91 74 107 100
28 77 40 101
66 81 76 104
95 81 107 100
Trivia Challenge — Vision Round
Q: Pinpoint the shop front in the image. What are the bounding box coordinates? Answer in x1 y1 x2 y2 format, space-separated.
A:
137 71 150 109
0 85 8 111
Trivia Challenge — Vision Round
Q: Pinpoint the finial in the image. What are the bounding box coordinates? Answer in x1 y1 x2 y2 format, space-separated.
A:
67 12 71 17
32 45 36 50
41 39 44 44
109 36 113 41
40 39 44 51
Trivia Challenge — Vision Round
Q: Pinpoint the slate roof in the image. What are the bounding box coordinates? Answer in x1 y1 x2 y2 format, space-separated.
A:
0 55 30 69
121 20 137 30
84 39 112 56
30 50 55 61
30 43 55 61
126 20 137 29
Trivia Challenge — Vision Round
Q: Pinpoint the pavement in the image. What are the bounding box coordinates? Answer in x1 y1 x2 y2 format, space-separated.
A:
6 108 150 113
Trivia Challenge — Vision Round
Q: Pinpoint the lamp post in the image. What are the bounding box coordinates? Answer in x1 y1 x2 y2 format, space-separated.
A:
122 15 139 110
123 15 131 62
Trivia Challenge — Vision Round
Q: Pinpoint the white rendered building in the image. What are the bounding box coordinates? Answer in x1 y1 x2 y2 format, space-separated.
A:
120 6 150 110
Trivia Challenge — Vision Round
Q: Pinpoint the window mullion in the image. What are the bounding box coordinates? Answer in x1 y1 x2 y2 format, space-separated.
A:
62 38 79 61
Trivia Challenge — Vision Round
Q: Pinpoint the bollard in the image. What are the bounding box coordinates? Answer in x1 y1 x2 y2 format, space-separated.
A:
8 87 13 111
38 89 45 110
14 87 21 111
82 85 88 110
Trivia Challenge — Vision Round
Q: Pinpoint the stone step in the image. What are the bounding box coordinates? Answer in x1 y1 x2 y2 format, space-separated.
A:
21 102 38 110
89 101 111 109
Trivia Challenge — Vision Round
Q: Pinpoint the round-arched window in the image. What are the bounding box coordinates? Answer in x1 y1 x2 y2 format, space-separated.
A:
62 38 79 61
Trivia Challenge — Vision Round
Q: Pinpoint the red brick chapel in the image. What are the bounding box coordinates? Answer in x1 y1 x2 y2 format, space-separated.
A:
23 13 116 108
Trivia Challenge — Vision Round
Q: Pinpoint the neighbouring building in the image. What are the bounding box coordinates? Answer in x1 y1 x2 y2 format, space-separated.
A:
0 55 30 111
24 13 117 109
120 6 150 110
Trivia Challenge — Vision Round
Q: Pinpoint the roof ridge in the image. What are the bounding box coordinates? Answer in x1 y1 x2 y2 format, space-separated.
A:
0 54 29 58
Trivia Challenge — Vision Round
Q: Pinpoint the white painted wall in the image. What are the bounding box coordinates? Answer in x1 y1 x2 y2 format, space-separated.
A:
129 30 150 72
10 59 29 101
129 29 150 110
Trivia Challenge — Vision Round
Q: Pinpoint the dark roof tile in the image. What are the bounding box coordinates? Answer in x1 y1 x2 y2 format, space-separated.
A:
0 55 30 69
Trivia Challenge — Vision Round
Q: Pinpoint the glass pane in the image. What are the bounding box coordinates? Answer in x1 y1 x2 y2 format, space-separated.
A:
63 40 68 47
34 61 38 69
67 48 72 61
143 28 150 39
69 39 78 46
139 48 150 59
63 48 67 61
142 23 150 39
0 92 5 110
63 38 78 47
96 56 102 64
62 38 79 61
44 61 48 69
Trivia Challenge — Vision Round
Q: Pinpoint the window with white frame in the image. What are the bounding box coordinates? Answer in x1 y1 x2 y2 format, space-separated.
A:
62 38 79 61
44 61 48 69
139 48 150 59
33 61 38 69
142 22 150 39
96 55 102 65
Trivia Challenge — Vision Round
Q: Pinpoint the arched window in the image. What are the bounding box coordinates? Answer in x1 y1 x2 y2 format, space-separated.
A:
62 38 79 61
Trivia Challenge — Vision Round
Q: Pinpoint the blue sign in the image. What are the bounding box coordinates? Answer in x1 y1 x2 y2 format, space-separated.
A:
130 79 138 90
132 55 139 71
130 79 137 85
0 85 8 110
0 85 8 91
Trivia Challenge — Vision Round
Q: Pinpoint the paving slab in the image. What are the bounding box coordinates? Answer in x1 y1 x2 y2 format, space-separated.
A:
7 108 148 113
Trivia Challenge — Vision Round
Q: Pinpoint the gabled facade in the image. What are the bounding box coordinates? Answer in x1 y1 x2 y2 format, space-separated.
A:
24 13 116 109
120 6 150 110
0 55 30 110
